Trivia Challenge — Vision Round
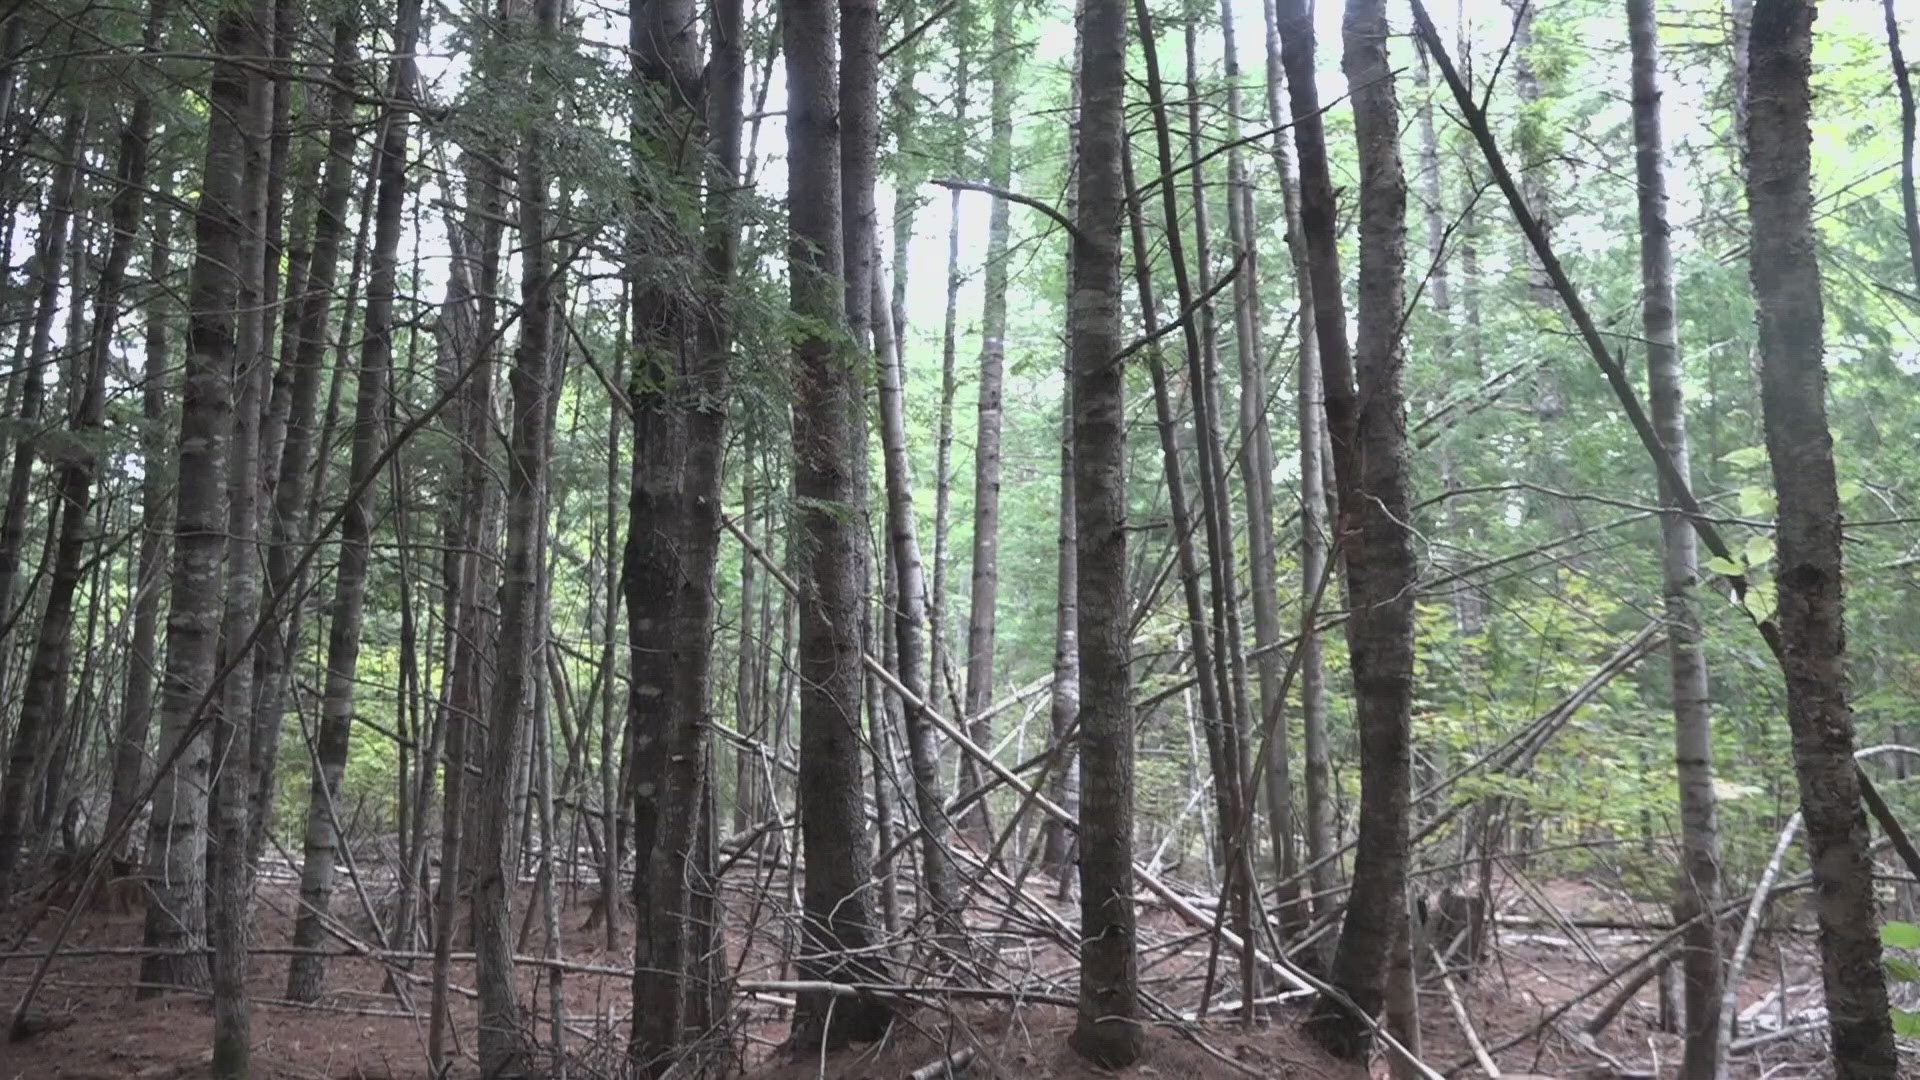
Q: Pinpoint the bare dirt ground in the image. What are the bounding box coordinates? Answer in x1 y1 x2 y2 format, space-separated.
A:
0 868 1895 1079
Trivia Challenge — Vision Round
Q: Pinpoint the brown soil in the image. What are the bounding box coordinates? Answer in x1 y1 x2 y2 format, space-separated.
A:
0 870 1897 1079
742 1006 1365 1080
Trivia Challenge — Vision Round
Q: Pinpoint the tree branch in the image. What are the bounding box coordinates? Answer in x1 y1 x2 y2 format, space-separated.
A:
930 178 1091 248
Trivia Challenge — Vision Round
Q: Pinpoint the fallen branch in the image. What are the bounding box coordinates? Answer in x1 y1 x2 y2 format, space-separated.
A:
1430 943 1500 1079
906 1045 976 1080
1717 809 1801 1067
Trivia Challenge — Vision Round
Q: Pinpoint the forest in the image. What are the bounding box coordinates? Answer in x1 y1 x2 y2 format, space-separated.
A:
0 0 1915 1075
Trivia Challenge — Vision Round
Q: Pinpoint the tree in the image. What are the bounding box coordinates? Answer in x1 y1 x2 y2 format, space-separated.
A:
248 15 363 868
784 0 892 1048
1628 2 1723 1074
1303 0 1415 1060
137 0 263 990
1746 3 1899 1075
473 0 561 1068
1066 0 1142 1064
626 0 741 1058
960 0 1016 834
1259 0 1336 914
208 0 281 1067
286 0 421 1002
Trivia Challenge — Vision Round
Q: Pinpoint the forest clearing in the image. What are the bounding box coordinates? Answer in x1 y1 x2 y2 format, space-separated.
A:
0 0 1915 1075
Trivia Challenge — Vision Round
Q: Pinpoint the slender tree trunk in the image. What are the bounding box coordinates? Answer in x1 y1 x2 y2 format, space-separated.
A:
1886 0 1920 293
1507 0 1563 427
428 150 501 1080
732 440 758 833
1067 0 1142 1064
1746 5 1898 1076
1731 0 1753 175
210 5 275 1069
783 0 892 1047
1121 141 1230 885
249 16 362 868
841 0 892 940
1134 10 1253 979
960 0 1015 834
1262 0 1336 921
138 0 263 992
1216 0 1295 932
1044 329 1079 898
603 333 625 947
874 246 961 939
107 196 172 863
1628 4 1723 1076
1303 0 1415 1060
474 0 560 1069
929 59 967 724
627 0 735 1061
285 0 420 1000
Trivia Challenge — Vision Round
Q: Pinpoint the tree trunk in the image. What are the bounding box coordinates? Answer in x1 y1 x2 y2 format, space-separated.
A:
1886 0 1920 293
474 0 560 1070
873 244 962 939
931 174 964 727
842 0 893 940
248 15 362 868
1044 317 1079 898
783 0 892 1048
139 0 263 992
1303 0 1415 1060
210 6 275 1069
1066 0 1142 1064
428 144 503 1080
1746 5 1899 1075
626 0 735 1064
285 0 420 1000
1628 3 1723 1076
960 0 1015 835
106 194 172 864
1262 0 1337 922
1131 3 1226 881
1217 0 1296 933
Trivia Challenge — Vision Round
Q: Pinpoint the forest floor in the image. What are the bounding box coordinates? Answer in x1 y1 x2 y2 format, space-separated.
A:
0 870 1868 1079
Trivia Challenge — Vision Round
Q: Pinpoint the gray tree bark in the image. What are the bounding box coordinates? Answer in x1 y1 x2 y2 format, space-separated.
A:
474 0 560 1069
960 0 1016 835
874 250 962 939
1259 0 1336 922
1628 3 1723 1076
211 7 274 1070
1066 0 1142 1064
1746 4 1898 1075
285 0 421 1001
783 0 892 1048
247 16 362 869
1304 0 1415 1060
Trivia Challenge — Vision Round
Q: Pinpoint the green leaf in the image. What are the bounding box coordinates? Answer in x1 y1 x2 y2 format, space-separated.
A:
1881 920 1920 950
1892 1007 1920 1038
1743 534 1773 568
1738 485 1776 518
1885 956 1920 984
1704 555 1745 577
1721 446 1769 470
